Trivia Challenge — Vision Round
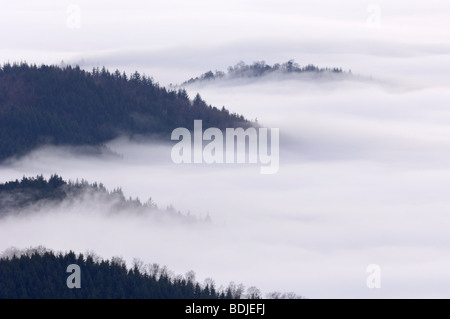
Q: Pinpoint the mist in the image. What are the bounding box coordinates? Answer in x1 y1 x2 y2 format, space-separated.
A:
1 0 450 299
1 68 450 298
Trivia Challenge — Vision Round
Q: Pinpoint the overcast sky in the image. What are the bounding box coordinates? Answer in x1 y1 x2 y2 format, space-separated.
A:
1 0 450 299
1 0 449 84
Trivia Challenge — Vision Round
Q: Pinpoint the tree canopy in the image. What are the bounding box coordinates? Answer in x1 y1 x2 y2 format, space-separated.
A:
0 175 198 223
0 62 249 161
0 247 245 299
182 60 346 85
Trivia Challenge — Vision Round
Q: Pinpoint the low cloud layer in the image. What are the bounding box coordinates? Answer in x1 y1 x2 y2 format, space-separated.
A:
1 0 450 298
1 71 450 297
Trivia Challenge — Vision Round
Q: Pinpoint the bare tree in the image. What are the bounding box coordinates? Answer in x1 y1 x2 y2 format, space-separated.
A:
111 256 126 267
266 291 282 299
148 263 160 279
185 270 196 283
132 258 145 273
266 291 303 299
204 277 216 290
245 286 262 299
85 249 102 263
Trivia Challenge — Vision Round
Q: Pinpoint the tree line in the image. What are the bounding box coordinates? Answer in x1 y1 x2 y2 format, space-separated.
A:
0 62 249 161
182 60 346 85
0 174 200 223
0 246 302 299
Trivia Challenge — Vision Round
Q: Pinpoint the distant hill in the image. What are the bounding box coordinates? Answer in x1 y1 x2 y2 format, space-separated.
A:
0 174 200 223
182 60 349 86
0 63 249 161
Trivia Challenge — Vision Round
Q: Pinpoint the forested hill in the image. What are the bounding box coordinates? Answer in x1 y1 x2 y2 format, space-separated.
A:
182 60 348 85
0 247 250 299
0 175 199 223
0 63 249 161
0 247 302 299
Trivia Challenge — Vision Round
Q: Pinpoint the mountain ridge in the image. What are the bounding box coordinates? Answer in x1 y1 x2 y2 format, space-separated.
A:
0 62 250 161
181 60 349 86
0 174 201 223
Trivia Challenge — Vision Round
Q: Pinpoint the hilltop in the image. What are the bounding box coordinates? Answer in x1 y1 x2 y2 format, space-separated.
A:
0 63 249 161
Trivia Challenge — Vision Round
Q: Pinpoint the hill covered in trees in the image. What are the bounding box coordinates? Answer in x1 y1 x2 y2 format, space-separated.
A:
0 246 302 299
182 60 348 86
0 62 249 161
0 175 199 223
0 247 251 299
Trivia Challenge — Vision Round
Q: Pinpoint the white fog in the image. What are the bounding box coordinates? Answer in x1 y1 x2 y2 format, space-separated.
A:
0 0 449 298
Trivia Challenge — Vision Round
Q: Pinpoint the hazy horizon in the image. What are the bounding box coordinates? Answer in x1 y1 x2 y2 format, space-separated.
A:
1 0 449 299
